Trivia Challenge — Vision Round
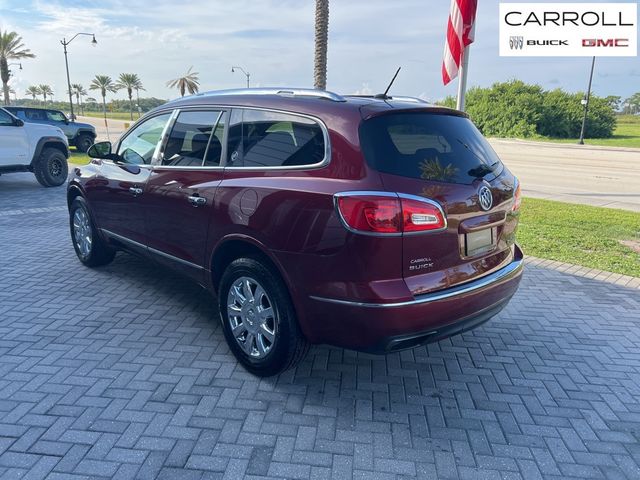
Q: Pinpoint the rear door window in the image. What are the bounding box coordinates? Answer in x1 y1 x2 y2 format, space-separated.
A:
162 110 226 167
226 109 325 168
360 113 503 184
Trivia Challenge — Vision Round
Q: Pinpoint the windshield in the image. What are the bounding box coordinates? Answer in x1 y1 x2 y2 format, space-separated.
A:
360 113 503 185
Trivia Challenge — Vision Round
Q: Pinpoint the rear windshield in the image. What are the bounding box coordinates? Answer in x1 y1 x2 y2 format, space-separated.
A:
360 113 503 185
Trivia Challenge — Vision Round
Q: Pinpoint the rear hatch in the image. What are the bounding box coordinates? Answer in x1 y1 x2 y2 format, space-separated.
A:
359 110 519 295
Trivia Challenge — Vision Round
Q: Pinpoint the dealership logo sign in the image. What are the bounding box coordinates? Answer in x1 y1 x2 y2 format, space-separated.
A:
499 3 638 57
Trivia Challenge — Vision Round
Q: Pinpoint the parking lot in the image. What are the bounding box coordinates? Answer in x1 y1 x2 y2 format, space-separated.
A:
1 173 639 479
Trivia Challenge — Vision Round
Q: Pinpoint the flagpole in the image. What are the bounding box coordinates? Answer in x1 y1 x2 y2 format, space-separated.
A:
456 22 475 112
456 45 471 111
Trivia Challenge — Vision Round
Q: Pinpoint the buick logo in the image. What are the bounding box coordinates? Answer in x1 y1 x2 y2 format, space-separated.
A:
510 36 524 50
478 186 493 211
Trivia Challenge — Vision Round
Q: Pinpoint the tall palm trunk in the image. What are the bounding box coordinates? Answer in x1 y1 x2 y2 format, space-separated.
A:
101 92 107 125
0 58 10 105
127 87 133 121
313 0 329 90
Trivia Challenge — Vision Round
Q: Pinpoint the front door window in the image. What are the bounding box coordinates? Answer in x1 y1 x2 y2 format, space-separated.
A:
117 113 171 165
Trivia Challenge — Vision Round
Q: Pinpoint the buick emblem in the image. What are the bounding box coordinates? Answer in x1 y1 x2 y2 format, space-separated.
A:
510 36 524 50
478 186 493 211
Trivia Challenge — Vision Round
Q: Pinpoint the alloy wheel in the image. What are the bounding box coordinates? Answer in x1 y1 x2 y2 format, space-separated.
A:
72 208 92 257
226 276 277 358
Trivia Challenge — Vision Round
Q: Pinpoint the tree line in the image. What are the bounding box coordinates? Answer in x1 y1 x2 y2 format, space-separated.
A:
439 80 625 139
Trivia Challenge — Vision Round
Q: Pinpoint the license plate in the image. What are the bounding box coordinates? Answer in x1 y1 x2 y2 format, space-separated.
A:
465 228 494 256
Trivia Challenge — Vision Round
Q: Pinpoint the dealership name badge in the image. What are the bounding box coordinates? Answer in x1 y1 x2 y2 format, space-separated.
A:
499 3 638 56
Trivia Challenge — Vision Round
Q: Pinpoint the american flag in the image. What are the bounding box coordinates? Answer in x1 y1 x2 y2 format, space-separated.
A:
442 0 478 85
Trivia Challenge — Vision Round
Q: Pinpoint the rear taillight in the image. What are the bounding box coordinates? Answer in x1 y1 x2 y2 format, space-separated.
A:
335 193 446 235
512 180 522 212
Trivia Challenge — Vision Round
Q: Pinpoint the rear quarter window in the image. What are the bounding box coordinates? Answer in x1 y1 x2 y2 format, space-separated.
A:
360 113 503 185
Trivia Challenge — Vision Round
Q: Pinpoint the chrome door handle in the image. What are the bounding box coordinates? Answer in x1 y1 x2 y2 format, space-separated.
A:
129 187 143 196
188 195 207 206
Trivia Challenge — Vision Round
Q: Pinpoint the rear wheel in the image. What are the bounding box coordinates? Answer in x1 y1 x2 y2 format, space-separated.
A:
75 134 94 153
33 147 68 187
69 197 115 267
218 257 309 376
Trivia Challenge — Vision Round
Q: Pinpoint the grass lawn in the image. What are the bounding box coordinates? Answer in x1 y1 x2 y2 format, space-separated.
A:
528 115 640 149
518 197 640 277
68 150 90 165
80 111 141 121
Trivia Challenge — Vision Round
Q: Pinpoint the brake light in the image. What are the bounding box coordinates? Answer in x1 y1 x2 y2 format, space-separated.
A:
512 180 522 212
335 193 446 234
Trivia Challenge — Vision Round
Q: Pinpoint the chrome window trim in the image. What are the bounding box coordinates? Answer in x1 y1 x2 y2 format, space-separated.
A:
310 256 523 308
146 105 330 172
101 228 204 271
151 108 228 171
332 191 447 237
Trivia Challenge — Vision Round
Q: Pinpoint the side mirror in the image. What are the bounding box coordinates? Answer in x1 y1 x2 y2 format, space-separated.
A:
14 118 24 127
87 141 112 159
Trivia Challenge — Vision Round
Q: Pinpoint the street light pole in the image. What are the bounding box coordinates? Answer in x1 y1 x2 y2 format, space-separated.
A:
232 66 251 88
60 33 97 121
578 56 596 145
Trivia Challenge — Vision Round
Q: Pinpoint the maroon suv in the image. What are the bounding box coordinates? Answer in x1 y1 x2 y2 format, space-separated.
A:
67 88 523 376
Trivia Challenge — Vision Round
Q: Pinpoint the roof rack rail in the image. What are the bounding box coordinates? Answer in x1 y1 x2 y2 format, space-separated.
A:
194 88 346 102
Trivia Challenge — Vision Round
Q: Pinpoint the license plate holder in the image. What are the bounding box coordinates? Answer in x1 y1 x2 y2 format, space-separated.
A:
465 228 495 256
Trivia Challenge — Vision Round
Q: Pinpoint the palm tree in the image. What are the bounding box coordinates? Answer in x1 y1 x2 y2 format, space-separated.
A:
115 73 143 120
38 84 53 102
313 0 329 90
9 87 16 101
26 85 41 101
89 75 118 124
135 83 146 118
0 29 35 105
71 83 87 115
166 67 199 97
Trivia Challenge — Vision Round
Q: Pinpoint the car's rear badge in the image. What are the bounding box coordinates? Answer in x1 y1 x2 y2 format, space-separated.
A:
478 186 493 211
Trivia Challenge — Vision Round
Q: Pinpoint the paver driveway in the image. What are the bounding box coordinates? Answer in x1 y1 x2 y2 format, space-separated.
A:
1 173 639 480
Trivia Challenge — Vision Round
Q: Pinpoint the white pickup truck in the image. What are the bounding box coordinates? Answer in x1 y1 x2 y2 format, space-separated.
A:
0 107 69 187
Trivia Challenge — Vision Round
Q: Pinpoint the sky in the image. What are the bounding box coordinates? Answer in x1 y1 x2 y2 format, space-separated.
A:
1 0 639 103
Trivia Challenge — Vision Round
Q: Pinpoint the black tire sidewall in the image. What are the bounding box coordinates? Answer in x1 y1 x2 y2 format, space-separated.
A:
36 148 68 187
218 257 298 376
76 135 93 153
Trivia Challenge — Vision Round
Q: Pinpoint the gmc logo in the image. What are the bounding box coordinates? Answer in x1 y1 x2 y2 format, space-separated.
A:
582 38 629 47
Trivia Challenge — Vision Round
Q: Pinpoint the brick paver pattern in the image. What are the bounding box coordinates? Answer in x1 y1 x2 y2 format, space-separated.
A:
1 173 639 479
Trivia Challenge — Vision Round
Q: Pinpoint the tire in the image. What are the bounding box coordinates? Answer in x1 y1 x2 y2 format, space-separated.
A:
33 147 68 187
69 197 116 267
75 134 94 153
218 257 309 376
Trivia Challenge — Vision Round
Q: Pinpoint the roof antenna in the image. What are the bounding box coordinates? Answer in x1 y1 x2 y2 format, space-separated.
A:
375 67 401 100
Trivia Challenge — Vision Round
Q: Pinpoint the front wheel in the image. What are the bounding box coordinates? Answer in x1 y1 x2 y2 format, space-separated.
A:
75 134 94 153
218 257 309 376
69 197 115 267
33 147 68 187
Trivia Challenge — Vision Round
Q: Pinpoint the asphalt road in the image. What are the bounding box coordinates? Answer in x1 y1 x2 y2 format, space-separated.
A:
77 116 640 212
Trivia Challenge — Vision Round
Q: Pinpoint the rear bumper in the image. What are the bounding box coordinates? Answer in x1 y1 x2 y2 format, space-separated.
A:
305 245 524 352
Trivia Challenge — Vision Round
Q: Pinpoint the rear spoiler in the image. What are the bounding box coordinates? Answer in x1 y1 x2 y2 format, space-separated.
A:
360 105 470 121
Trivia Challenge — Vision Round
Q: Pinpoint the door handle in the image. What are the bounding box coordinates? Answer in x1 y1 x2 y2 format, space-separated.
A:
129 187 143 196
188 195 207 207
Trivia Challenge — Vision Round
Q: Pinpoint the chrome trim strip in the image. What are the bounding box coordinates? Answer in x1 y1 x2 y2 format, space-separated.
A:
148 105 331 172
101 229 204 271
332 191 447 237
309 257 523 308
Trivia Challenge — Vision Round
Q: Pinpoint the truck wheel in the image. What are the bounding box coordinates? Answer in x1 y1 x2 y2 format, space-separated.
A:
69 197 116 267
75 134 94 153
34 148 68 187
219 257 309 377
